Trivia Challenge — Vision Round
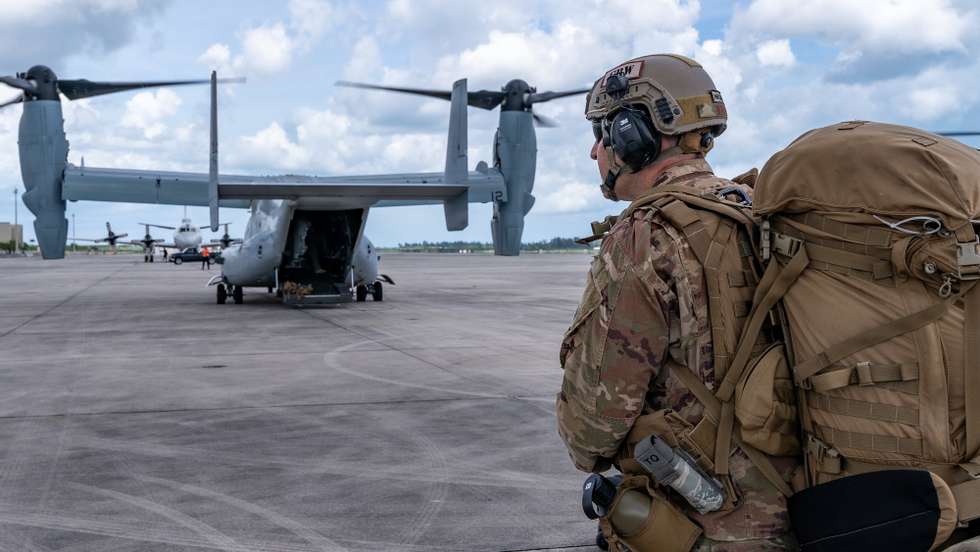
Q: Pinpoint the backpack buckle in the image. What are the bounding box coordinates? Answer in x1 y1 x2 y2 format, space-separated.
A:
761 219 772 261
772 232 803 257
957 239 980 280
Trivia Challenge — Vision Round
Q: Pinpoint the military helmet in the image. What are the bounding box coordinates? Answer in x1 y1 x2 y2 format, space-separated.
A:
585 54 727 138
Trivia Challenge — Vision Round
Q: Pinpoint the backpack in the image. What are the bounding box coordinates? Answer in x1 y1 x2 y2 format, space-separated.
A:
752 121 980 547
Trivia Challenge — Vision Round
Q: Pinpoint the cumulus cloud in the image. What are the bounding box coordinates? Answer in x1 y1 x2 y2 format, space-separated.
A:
756 39 795 67
238 122 312 169
231 105 446 175
731 0 976 81
0 0 169 70
197 0 333 76
122 89 182 139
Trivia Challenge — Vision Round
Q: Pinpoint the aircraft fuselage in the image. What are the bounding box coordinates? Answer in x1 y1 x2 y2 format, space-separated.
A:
217 199 381 302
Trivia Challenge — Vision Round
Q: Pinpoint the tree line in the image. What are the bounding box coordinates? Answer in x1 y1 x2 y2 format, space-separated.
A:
394 237 590 253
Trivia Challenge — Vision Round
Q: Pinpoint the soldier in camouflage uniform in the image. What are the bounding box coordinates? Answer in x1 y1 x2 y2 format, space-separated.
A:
557 54 799 551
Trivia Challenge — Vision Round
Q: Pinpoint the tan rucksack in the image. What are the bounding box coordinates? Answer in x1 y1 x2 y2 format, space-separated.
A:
753 121 980 538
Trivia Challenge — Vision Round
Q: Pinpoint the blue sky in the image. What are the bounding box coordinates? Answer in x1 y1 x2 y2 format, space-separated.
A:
1 0 978 246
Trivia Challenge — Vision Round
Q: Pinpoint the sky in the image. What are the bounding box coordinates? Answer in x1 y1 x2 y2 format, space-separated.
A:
1 0 979 247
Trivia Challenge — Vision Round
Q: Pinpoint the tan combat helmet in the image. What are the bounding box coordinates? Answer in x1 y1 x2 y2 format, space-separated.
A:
586 53 727 140
586 54 727 199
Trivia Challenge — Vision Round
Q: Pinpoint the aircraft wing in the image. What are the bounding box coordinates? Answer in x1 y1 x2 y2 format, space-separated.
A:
63 166 504 204
62 165 505 232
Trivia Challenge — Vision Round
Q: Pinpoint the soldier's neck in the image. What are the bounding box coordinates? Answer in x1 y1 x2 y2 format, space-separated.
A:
615 154 700 201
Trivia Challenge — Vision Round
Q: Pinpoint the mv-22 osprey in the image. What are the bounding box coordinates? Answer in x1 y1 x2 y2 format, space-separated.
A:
5 65 585 304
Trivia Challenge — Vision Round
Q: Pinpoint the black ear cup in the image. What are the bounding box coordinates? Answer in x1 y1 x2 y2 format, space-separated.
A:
608 106 660 171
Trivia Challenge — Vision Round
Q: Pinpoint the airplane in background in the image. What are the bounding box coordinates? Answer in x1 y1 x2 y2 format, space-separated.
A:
134 219 240 262
208 222 241 249
5 65 584 305
71 222 128 252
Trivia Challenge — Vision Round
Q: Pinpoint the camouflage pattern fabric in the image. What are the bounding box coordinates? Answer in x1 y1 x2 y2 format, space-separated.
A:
557 158 796 546
691 532 798 552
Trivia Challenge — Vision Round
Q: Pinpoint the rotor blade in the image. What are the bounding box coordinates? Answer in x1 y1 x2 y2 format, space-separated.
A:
532 112 558 128
139 223 176 230
0 75 35 93
936 131 980 137
336 81 506 110
0 95 23 110
466 90 506 110
527 88 590 104
57 77 246 101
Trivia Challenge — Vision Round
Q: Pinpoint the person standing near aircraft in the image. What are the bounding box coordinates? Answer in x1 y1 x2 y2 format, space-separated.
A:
162 249 168 261
201 245 210 270
556 54 799 551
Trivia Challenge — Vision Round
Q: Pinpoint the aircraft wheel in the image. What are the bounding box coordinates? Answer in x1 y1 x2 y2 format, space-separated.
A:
268 286 274 294
233 285 244 304
150 256 154 263
356 285 368 302
174 257 183 265
143 255 148 263
372 281 383 302
217 284 227 305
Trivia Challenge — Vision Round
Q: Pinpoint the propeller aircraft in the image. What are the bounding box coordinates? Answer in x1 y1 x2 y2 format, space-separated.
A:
5 64 587 305
71 221 128 252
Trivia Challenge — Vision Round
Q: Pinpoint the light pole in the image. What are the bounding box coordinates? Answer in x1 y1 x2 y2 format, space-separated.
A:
71 212 76 251
13 188 19 255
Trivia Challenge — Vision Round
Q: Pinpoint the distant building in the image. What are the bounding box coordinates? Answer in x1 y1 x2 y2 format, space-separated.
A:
0 222 23 247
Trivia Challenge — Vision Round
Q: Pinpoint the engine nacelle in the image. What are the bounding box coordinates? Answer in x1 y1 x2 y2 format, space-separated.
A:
19 100 68 259
491 111 536 256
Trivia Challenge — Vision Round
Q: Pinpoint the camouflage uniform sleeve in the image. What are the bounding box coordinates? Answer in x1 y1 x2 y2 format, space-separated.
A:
556 216 672 472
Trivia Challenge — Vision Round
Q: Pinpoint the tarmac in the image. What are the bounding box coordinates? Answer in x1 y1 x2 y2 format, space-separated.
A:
0 252 599 552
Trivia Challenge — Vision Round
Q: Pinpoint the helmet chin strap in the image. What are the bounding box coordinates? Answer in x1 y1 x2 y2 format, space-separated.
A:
600 131 712 201
601 147 626 201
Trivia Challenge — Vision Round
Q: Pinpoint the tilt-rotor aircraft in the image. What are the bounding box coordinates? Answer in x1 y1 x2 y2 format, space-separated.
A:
6 65 585 304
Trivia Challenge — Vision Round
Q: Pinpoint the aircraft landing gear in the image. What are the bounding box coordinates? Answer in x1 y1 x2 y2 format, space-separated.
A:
356 285 368 302
143 255 149 263
149 255 154 263
372 281 383 302
216 283 227 304
268 285 274 294
232 285 244 304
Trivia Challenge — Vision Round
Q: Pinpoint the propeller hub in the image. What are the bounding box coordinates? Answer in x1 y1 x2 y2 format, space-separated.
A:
23 65 59 100
501 79 533 112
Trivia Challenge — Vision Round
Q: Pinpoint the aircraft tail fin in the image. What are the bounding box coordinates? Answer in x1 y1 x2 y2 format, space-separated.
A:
208 70 219 232
442 78 468 231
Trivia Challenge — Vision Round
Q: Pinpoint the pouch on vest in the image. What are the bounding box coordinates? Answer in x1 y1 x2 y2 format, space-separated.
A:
599 474 702 552
734 343 800 456
617 408 742 512
788 469 958 552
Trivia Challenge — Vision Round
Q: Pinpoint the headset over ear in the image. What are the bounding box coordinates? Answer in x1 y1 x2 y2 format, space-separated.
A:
606 106 661 172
